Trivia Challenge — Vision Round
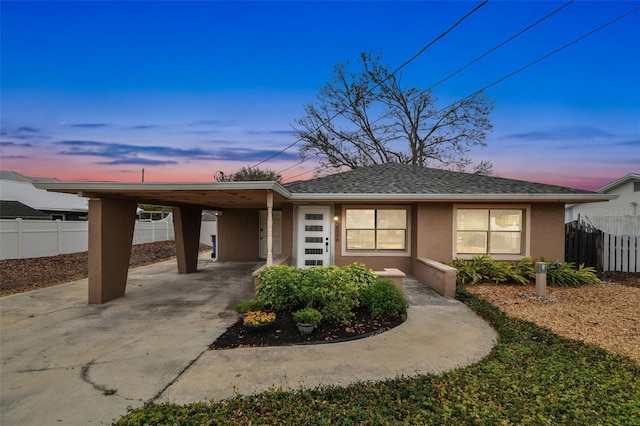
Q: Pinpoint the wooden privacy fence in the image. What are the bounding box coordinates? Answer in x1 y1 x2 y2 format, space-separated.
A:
602 233 639 273
565 219 639 272
565 220 602 269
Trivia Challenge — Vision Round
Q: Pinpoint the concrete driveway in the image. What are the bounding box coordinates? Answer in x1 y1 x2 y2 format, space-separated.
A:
1 255 496 425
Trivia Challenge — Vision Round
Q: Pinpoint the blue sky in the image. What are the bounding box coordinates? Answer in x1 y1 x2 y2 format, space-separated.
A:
1 0 638 189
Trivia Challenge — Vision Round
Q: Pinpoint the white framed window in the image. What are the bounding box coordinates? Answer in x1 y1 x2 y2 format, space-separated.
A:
454 205 530 259
345 207 408 252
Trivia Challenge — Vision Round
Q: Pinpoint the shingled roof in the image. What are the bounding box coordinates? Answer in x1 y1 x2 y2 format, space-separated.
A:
284 163 593 195
0 201 49 219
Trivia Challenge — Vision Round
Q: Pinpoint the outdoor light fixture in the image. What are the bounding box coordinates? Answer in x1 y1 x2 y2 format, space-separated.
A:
334 215 339 222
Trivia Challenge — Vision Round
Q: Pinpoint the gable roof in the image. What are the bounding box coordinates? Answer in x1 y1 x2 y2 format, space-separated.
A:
284 163 599 201
596 173 640 193
0 200 50 219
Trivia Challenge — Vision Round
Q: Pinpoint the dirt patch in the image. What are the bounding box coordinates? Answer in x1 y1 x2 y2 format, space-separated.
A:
0 241 211 296
465 282 640 363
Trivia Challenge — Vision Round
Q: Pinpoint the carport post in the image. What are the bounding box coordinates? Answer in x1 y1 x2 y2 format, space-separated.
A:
88 198 137 304
173 205 202 274
266 191 273 267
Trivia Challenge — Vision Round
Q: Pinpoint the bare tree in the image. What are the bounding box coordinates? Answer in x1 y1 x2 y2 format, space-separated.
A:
294 51 494 174
215 166 282 182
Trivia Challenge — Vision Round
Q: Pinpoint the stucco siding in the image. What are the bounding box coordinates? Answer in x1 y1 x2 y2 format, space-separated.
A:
217 209 259 261
414 203 454 263
530 203 565 261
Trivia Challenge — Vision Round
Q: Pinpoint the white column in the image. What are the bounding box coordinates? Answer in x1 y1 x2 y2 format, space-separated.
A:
266 191 273 267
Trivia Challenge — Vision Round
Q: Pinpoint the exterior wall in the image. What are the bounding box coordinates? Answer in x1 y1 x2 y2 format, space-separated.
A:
217 209 260 261
530 203 565 261
413 202 454 263
281 203 294 258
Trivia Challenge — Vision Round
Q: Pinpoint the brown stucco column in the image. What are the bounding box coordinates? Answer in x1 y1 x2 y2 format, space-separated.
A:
173 205 202 274
88 198 137 304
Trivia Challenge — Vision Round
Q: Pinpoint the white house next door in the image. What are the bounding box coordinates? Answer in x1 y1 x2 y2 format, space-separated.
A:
296 206 331 268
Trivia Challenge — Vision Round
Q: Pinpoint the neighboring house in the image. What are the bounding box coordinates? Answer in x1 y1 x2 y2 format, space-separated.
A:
0 200 50 219
36 163 612 304
0 171 88 220
565 173 639 235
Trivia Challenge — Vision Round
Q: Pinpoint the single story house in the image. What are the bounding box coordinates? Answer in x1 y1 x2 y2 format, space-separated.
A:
35 163 613 304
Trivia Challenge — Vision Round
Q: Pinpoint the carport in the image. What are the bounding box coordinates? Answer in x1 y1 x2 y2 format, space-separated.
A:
34 181 290 303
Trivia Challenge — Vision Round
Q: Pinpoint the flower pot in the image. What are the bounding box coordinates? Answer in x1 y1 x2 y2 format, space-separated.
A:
296 323 316 335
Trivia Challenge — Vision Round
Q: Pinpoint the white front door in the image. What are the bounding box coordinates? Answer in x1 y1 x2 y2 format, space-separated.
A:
296 206 332 268
259 210 282 259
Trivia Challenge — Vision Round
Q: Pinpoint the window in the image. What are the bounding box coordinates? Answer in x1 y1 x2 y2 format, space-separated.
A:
634 181 640 192
345 208 407 251
456 209 523 255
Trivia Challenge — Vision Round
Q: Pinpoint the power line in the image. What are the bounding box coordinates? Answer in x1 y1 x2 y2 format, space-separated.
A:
282 3 640 182
251 0 489 169
277 0 572 175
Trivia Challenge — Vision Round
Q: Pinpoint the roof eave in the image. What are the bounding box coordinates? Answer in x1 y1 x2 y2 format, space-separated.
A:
33 181 293 199
289 193 617 203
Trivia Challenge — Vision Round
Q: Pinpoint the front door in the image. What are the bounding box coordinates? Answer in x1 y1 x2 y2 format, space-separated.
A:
296 206 332 268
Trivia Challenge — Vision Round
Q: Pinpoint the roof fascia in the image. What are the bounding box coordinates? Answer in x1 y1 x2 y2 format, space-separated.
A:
33 181 293 199
596 173 640 193
288 193 617 203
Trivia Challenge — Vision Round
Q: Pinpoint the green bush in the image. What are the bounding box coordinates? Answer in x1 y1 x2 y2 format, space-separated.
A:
301 266 362 324
361 279 408 318
341 262 378 288
292 307 323 325
449 256 600 287
256 265 305 310
233 300 264 314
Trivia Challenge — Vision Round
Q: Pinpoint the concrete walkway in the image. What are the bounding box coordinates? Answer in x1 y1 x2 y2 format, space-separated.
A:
0 255 496 425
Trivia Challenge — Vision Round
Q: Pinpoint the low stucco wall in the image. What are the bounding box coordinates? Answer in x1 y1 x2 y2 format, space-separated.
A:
412 257 457 298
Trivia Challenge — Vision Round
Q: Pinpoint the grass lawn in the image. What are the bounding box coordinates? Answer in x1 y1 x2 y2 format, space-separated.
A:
115 288 640 425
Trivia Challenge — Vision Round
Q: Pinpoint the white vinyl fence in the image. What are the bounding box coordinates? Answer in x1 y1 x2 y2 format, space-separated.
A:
0 218 216 260
602 233 639 273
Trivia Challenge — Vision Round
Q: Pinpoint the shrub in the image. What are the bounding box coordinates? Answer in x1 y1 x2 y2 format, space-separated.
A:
361 279 408 318
449 256 600 287
292 307 323 325
256 265 305 310
301 266 361 324
341 262 378 288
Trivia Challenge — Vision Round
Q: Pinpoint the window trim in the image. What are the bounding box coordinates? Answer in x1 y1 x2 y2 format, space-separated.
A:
341 205 411 257
453 204 530 261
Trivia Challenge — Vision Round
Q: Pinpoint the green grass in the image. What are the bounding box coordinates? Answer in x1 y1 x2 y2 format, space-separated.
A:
115 288 640 425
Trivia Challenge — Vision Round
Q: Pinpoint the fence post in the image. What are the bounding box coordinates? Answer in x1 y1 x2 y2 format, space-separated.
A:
56 219 63 255
16 218 23 259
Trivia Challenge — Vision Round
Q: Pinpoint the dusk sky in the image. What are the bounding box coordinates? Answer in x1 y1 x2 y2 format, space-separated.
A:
1 1 638 190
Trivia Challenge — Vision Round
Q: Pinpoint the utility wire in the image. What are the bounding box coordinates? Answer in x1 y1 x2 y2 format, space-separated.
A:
277 0 572 175
283 3 640 182
251 0 489 169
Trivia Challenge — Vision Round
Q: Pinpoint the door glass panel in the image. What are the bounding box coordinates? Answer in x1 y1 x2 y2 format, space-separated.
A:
305 213 324 220
305 225 323 232
305 237 323 243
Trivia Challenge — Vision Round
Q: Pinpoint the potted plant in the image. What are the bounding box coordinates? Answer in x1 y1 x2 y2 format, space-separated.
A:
292 307 323 335
243 310 276 332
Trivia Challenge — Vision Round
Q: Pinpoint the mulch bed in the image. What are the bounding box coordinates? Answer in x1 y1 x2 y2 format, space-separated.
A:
211 308 407 349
